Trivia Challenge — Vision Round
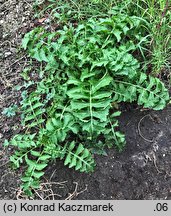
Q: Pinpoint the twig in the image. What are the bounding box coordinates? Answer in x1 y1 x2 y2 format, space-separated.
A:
0 161 10 168
152 152 162 174
16 188 29 200
44 193 62 200
0 40 12 49
41 181 67 186
157 0 170 29
23 0 33 8
6 55 26 69
138 114 154 142
33 189 44 200
0 1 7 10
65 182 88 200
49 169 56 181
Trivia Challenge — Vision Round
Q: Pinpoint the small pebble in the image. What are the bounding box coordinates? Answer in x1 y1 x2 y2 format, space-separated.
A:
0 133 3 139
4 51 12 57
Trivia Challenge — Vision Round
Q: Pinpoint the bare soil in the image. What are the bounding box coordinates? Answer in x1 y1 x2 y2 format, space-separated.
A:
0 0 171 200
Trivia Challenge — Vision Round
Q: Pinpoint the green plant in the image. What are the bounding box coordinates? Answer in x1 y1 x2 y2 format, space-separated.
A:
34 0 129 23
127 0 171 75
2 105 18 117
4 11 169 196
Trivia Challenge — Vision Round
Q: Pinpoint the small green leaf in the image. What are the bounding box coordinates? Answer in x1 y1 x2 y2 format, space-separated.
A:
39 155 51 161
3 139 9 147
32 171 44 179
35 163 47 171
92 75 112 93
113 29 122 42
22 35 30 50
31 151 41 157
